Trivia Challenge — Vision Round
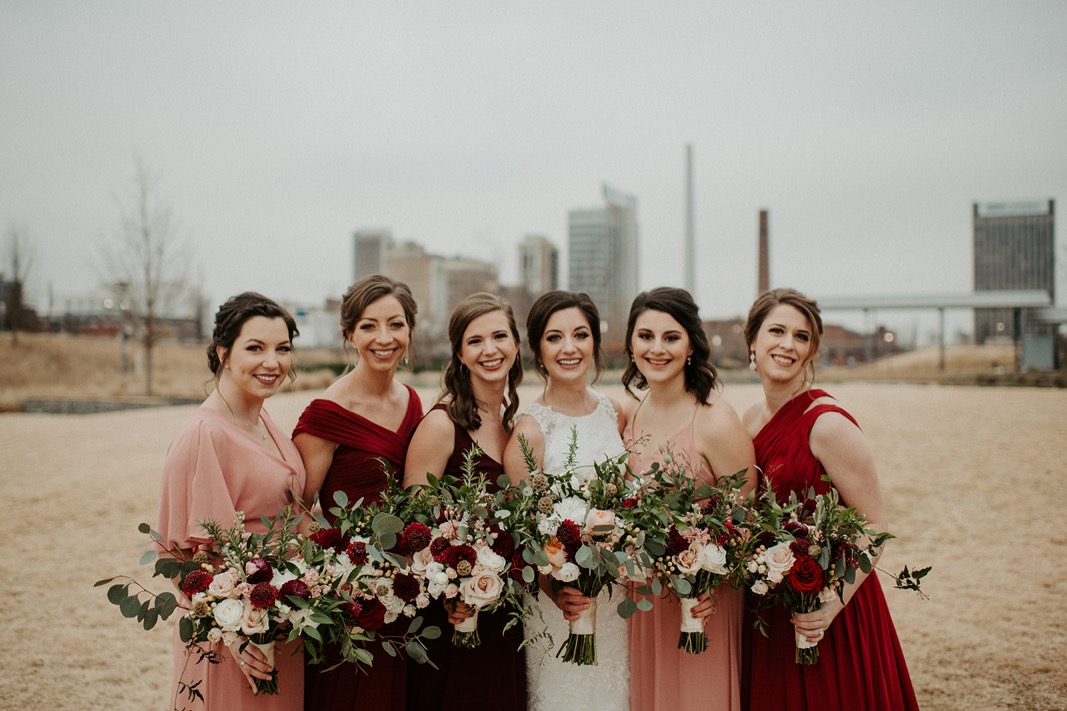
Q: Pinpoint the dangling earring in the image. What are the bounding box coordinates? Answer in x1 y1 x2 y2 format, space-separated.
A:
401 350 409 368
749 352 757 371
686 355 692 366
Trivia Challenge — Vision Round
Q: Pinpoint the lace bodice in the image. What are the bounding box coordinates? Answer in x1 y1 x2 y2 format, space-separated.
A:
520 389 630 711
522 389 626 478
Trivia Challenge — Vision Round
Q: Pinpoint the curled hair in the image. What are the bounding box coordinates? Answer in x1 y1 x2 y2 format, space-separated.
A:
442 292 523 432
621 287 718 401
743 287 823 386
525 290 606 384
339 274 417 367
207 292 299 381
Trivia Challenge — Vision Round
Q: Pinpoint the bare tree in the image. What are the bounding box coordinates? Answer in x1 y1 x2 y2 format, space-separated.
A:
2 223 35 346
102 158 192 396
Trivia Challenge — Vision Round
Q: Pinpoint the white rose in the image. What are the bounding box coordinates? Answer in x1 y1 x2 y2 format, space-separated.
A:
206 628 223 644
818 587 838 604
240 602 271 636
460 570 504 609
674 542 704 575
763 542 796 584
553 496 588 527
212 598 244 631
383 594 406 614
416 592 431 609
443 583 459 599
700 544 729 575
207 569 241 599
476 546 507 573
751 579 770 596
410 547 435 577
554 562 581 583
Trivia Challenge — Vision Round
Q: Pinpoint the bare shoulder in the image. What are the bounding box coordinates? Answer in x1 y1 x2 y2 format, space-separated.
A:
694 392 749 443
511 412 545 443
414 406 454 437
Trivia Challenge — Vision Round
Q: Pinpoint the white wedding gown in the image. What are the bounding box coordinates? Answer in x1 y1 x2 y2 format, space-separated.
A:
521 389 630 711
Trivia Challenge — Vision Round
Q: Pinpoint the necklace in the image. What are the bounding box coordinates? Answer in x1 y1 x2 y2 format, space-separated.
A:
218 391 268 440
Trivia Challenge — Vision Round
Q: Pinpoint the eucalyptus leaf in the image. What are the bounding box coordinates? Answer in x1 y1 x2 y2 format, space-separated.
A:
107 584 129 605
421 625 443 640
405 641 428 665
636 598 654 612
119 595 142 618
139 550 157 566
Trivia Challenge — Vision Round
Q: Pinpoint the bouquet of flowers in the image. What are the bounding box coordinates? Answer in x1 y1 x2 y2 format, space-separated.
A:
406 446 537 649
744 485 930 664
100 506 318 701
519 430 646 665
313 471 441 667
647 456 753 654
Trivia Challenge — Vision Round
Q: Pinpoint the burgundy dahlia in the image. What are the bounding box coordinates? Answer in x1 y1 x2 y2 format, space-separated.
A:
790 537 813 555
310 527 344 551
490 525 516 559
180 569 213 597
346 540 369 566
245 557 275 584
665 527 689 558
621 498 638 509
397 522 432 555
249 582 279 609
784 521 809 538
556 519 583 554
430 536 452 562
444 544 478 570
341 601 363 618
279 579 311 602
392 573 421 602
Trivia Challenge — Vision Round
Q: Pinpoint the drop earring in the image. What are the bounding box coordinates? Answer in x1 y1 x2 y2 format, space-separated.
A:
749 352 757 371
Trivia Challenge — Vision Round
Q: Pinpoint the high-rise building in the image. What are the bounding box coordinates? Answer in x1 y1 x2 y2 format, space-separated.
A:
518 234 559 298
352 229 393 280
973 199 1055 343
568 184 639 351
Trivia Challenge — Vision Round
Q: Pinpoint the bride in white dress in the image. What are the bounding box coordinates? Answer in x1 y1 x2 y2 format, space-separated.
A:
504 291 630 711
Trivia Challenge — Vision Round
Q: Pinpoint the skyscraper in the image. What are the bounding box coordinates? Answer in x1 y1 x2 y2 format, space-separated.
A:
518 234 559 297
568 184 639 350
352 229 393 280
972 199 1055 344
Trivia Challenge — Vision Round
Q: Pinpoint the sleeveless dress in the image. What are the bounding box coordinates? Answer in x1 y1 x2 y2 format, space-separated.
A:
521 390 630 711
624 401 743 711
157 406 307 711
292 385 424 711
406 403 528 711
742 389 918 711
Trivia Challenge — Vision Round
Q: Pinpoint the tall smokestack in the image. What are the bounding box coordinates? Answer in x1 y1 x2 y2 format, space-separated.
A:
685 144 695 295
758 209 769 295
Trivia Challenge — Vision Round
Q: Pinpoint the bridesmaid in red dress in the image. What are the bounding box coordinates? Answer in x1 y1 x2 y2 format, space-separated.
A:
157 292 306 710
403 292 527 711
740 288 919 711
621 287 756 711
292 275 424 711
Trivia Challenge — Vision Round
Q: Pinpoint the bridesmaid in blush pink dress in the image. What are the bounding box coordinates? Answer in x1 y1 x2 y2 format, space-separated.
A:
157 292 307 710
620 288 756 711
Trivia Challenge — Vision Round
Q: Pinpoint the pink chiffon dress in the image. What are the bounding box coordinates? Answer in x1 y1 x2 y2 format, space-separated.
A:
624 404 742 711
157 406 307 711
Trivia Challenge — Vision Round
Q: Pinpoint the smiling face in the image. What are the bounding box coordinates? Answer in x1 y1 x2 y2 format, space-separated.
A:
348 295 411 373
630 308 692 387
752 303 815 385
217 316 293 401
458 309 519 386
538 306 595 385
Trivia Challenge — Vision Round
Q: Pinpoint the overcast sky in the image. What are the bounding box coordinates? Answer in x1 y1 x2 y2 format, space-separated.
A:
2 2 1065 344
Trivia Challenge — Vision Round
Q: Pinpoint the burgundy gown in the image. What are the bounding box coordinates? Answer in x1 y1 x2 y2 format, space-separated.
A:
293 385 424 711
743 389 919 711
406 403 528 711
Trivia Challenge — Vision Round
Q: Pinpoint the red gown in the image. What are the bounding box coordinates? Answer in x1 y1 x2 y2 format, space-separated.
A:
743 389 919 711
293 385 424 711
406 403 528 711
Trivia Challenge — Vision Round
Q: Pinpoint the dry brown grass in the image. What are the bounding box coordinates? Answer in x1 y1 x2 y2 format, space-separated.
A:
2 337 1065 710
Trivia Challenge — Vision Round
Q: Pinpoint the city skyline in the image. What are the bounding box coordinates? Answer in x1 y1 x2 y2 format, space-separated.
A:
2 3 1065 345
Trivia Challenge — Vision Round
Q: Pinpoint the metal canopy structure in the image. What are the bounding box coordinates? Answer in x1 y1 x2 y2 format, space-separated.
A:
816 290 1054 372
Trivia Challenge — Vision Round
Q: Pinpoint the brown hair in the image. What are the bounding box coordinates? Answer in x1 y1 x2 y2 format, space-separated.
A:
525 290 606 384
442 292 523 432
207 292 299 381
743 287 823 385
621 287 718 401
339 274 417 367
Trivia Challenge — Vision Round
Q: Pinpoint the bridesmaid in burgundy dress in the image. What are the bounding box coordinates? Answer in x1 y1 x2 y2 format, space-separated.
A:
403 292 527 711
740 288 919 710
292 275 424 711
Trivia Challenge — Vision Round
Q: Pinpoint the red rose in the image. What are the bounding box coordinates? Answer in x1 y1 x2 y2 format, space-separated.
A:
353 597 387 631
310 527 344 551
621 498 638 509
249 582 279 609
490 525 516 559
180 569 213 597
430 536 452 562
664 527 688 557
508 549 533 584
787 555 824 594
